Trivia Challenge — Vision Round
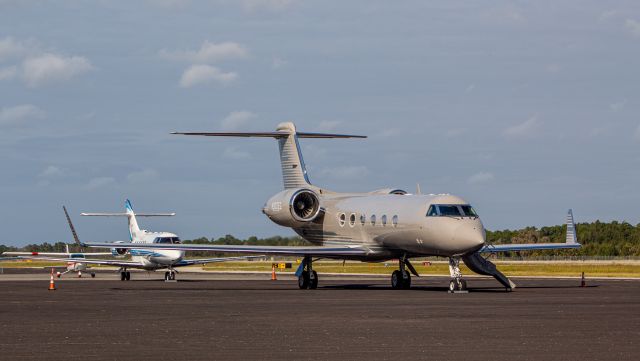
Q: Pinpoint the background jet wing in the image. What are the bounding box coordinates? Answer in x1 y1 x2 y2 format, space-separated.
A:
173 255 264 266
2 251 112 257
84 242 372 257
12 256 144 268
480 209 581 253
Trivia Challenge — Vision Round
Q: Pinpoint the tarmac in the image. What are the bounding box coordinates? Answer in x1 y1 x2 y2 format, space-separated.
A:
0 270 638 360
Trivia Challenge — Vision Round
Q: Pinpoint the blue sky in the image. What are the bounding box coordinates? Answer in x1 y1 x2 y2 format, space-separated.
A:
1 1 639 246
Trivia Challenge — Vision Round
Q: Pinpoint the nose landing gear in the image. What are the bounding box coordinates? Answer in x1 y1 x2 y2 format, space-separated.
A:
164 270 176 282
448 257 468 293
120 269 131 281
297 256 318 289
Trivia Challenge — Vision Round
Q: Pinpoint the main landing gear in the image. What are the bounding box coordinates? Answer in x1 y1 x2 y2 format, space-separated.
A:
164 270 176 281
391 258 411 289
298 256 318 289
448 257 467 292
120 269 131 281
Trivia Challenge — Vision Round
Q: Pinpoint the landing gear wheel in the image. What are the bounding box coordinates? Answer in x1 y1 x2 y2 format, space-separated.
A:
391 270 403 289
309 270 318 289
402 271 411 289
170 271 176 281
120 272 126 281
298 271 310 289
164 271 170 281
449 279 467 292
125 271 131 281
91 273 96 278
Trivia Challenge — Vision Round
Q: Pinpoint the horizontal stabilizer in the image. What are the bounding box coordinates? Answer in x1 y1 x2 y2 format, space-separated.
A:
81 213 175 217
171 131 366 139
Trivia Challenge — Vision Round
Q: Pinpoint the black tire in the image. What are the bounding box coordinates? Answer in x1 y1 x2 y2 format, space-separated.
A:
120 272 126 281
125 271 131 281
309 271 318 289
91 273 96 278
449 280 456 292
391 270 402 289
164 272 170 281
298 271 310 289
402 271 411 289
460 279 467 290
170 272 176 281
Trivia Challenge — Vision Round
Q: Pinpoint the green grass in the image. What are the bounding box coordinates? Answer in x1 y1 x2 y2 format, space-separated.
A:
3 260 638 277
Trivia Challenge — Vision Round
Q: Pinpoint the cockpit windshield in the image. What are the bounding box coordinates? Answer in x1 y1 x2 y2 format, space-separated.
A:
154 237 181 244
426 204 479 218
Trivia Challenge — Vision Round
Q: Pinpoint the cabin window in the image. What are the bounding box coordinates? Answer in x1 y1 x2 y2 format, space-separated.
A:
370 214 376 226
392 215 398 227
349 213 356 227
360 214 366 226
381 215 387 226
338 213 346 227
426 205 438 216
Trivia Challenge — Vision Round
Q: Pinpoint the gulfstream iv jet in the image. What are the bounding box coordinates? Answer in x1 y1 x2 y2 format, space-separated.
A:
86 122 580 291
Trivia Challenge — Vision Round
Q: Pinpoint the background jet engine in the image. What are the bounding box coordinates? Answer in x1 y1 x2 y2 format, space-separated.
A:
263 188 323 227
111 241 128 257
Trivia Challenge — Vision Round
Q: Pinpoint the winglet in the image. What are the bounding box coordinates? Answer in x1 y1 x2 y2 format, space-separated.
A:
566 209 579 245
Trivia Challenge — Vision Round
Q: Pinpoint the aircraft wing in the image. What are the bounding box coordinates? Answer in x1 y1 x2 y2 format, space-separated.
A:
83 242 372 257
173 255 264 266
480 209 581 253
2 251 113 257
11 256 144 268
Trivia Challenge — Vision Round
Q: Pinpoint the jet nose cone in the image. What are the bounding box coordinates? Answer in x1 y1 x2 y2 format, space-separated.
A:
454 222 486 250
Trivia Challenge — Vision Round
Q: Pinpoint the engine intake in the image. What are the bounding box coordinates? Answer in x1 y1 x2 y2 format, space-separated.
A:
290 189 321 222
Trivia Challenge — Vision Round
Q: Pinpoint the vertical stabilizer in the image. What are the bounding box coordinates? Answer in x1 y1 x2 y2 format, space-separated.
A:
275 122 311 189
125 199 141 241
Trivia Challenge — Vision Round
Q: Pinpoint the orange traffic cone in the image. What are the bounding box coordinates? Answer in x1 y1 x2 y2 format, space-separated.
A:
48 268 56 291
271 264 277 281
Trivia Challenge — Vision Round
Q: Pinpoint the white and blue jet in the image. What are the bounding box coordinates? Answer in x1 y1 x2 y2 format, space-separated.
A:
27 200 259 281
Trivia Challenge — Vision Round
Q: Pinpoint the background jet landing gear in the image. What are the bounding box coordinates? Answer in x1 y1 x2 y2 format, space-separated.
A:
164 270 176 282
297 257 318 289
120 270 131 281
391 258 411 289
448 257 468 293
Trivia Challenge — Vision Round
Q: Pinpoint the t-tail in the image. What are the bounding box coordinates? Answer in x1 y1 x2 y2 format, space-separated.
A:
172 121 366 189
125 199 141 241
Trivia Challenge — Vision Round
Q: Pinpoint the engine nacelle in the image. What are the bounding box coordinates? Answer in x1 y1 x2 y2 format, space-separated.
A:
111 241 128 257
263 188 322 227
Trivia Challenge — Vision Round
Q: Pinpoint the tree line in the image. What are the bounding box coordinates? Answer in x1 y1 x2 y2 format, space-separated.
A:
1 220 639 257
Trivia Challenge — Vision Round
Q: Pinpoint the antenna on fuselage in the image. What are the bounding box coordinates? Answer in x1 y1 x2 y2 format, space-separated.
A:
416 183 422 195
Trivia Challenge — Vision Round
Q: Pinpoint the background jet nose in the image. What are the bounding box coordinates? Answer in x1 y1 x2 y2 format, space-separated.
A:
454 222 486 249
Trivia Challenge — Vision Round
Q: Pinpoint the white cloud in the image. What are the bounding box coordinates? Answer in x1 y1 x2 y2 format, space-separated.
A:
84 177 115 190
599 10 618 23
315 120 341 132
22 53 93 87
179 64 236 87
127 168 158 183
610 99 627 112
625 19 640 38
320 166 370 180
465 84 475 93
221 110 256 130
0 36 30 61
0 65 16 80
503 116 540 139
0 104 45 125
271 57 288 69
160 41 248 63
223 146 251 159
468 172 495 184
242 0 297 12
39 165 63 178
